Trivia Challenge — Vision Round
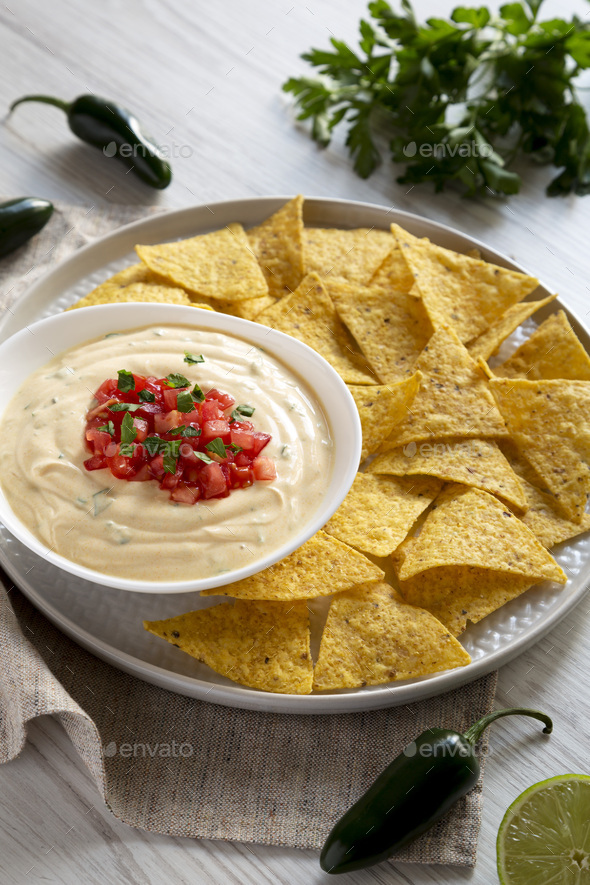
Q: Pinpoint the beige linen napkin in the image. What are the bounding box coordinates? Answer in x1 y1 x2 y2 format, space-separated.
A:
0 202 497 865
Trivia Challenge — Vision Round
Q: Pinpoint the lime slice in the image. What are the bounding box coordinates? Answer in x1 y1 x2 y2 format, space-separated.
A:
497 774 590 884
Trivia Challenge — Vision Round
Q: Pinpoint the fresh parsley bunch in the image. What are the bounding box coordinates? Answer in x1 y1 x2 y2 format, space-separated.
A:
283 0 590 197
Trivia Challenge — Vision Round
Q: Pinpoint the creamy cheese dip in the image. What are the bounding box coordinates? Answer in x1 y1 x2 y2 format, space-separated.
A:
0 324 334 582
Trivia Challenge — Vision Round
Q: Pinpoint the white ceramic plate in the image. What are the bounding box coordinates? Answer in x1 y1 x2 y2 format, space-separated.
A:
1 196 588 714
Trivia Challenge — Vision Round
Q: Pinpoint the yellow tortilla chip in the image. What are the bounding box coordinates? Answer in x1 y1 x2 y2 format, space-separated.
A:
515 475 590 548
68 281 200 310
370 242 415 293
381 326 507 449
397 484 566 584
303 227 393 284
255 272 376 383
144 600 312 694
347 372 421 461
368 437 527 511
201 530 384 600
217 294 278 321
494 310 590 380
328 279 432 382
396 561 536 636
323 473 441 557
312 581 470 690
136 223 269 302
391 224 539 342
247 195 304 298
467 295 557 361
489 376 590 522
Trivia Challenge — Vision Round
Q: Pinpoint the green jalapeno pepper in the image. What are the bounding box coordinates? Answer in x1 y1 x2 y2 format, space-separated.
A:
321 706 552 875
9 94 172 189
0 197 54 258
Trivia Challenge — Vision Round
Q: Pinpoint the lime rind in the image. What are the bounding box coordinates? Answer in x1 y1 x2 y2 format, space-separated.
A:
497 774 590 885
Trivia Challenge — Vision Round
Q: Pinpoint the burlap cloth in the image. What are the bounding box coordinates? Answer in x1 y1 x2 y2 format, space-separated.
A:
0 202 498 866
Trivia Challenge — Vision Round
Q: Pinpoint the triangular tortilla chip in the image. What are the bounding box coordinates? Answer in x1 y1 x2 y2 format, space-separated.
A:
489 377 590 522
397 485 566 584
494 310 590 380
328 279 432 382
255 272 376 383
347 373 421 461
323 473 441 557
467 295 557 361
368 437 527 511
136 223 269 301
201 530 384 600
391 224 539 342
395 560 536 636
68 281 198 310
370 242 415 293
380 326 507 448
144 600 312 694
217 295 278 321
247 195 304 298
303 227 393 284
312 581 470 690
516 476 590 548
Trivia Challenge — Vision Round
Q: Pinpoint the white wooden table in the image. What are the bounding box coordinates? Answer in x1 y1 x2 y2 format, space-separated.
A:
1 1 590 882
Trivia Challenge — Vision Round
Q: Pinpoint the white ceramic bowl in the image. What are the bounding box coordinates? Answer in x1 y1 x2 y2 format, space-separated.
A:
0 302 361 593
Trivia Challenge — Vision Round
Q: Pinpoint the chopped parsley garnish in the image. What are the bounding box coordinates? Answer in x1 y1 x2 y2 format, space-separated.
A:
169 425 186 436
184 352 205 365
139 388 156 403
163 439 182 474
228 443 243 453
97 421 115 435
120 412 137 445
119 443 134 457
184 426 201 437
231 403 255 420
117 369 135 392
165 373 190 389
176 390 196 413
191 383 205 403
194 450 213 464
144 436 163 457
205 437 227 458
109 402 142 412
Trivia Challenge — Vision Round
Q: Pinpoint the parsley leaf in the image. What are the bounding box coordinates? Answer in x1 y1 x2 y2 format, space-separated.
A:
108 402 142 412
283 0 590 197
184 352 205 364
176 390 196 412
184 426 201 437
117 369 135 392
191 383 205 403
139 388 156 403
97 421 115 435
169 425 186 436
165 373 190 389
144 436 164 457
120 411 137 445
231 403 255 419
205 437 227 458
194 450 213 464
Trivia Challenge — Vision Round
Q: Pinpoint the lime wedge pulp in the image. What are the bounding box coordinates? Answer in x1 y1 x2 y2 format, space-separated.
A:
497 774 590 884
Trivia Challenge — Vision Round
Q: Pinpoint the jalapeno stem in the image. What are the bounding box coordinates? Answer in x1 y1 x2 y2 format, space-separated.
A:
464 707 553 746
9 95 70 114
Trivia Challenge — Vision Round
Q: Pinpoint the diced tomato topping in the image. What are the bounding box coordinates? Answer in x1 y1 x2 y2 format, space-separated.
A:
83 371 275 504
132 418 149 443
199 462 228 499
201 399 224 422
206 388 236 411
252 457 277 481
171 483 201 504
84 454 107 471
86 429 113 455
229 463 254 489
201 419 231 445
106 454 136 479
154 410 183 434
